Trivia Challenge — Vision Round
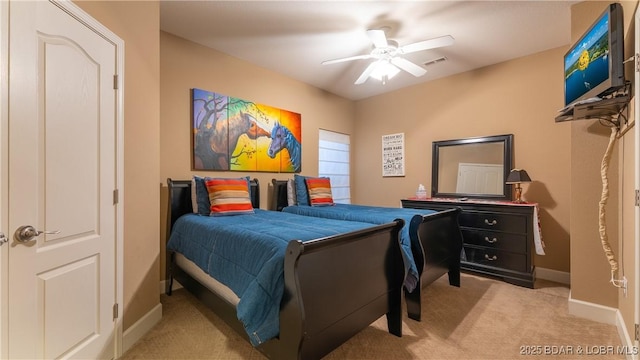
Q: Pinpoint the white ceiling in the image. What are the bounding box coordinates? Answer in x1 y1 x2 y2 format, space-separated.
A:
160 1 576 101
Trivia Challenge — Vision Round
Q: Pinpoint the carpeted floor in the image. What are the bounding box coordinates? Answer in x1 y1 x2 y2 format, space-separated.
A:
121 274 625 359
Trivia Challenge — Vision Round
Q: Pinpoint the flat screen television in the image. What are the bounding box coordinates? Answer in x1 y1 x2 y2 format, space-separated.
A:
564 3 625 107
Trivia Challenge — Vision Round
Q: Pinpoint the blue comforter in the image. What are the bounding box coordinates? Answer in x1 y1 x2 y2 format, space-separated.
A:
166 209 380 346
282 204 436 292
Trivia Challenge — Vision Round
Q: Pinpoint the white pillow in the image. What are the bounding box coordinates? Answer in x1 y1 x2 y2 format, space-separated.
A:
287 179 297 206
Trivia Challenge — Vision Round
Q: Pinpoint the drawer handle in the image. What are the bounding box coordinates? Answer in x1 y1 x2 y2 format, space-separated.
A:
484 219 497 226
484 236 498 244
484 254 498 261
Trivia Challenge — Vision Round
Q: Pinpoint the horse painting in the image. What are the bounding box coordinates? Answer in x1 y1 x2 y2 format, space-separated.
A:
194 112 271 170
267 122 301 172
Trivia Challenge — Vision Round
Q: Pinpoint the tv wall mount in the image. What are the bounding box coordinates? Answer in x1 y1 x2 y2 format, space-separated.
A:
555 82 631 130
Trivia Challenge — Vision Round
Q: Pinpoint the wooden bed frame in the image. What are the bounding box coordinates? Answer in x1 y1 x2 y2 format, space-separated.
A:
404 207 463 320
165 178 406 360
271 179 463 321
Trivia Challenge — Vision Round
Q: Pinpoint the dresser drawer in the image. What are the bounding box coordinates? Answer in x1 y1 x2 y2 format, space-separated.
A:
459 211 527 233
402 198 537 288
461 229 527 253
463 246 527 273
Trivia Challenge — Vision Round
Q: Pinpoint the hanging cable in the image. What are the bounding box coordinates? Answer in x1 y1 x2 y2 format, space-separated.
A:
599 125 624 288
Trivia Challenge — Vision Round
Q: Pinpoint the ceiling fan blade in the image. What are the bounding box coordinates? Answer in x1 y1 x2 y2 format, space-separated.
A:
366 29 388 48
398 35 455 54
391 57 426 77
354 61 379 85
321 54 372 65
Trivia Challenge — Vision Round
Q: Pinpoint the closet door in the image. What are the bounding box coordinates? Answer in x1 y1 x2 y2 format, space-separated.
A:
6 1 121 358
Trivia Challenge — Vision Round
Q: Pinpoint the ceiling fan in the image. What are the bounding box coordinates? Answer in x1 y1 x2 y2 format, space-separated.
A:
322 29 454 85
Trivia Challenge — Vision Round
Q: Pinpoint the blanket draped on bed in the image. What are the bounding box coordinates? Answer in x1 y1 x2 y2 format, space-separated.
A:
166 209 379 346
282 204 435 292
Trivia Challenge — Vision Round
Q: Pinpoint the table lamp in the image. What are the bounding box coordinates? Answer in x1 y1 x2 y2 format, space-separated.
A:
506 169 531 203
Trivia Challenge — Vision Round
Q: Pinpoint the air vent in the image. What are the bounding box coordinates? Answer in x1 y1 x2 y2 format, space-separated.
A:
423 57 447 67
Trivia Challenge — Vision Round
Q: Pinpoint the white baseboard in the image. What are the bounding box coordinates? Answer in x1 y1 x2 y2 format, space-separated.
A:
536 267 570 285
122 302 162 354
568 292 618 325
568 293 635 358
615 310 638 360
159 279 182 294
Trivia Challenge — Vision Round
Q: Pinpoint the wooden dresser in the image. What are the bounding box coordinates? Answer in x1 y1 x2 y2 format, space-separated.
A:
402 198 541 288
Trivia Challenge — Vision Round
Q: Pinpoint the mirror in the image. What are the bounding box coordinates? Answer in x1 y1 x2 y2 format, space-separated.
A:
431 134 513 200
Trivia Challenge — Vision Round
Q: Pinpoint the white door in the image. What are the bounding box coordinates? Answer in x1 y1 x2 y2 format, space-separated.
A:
456 163 504 194
6 1 121 358
635 4 640 351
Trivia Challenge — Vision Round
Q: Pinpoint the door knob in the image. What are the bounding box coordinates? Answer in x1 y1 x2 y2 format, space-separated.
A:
14 225 60 243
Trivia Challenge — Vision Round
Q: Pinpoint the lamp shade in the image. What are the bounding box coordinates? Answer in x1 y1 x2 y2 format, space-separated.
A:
505 169 531 184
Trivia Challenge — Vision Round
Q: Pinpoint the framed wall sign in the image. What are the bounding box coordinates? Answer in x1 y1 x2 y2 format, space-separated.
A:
382 133 405 177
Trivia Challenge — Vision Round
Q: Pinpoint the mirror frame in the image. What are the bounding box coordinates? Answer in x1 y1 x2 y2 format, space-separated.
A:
431 134 514 201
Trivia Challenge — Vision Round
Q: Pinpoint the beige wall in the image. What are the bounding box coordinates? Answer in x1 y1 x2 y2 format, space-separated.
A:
74 1 161 331
569 0 638 332
620 110 636 343
353 46 571 273
159 31 356 278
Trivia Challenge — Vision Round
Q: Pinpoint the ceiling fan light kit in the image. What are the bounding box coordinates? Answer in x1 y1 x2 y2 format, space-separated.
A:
321 28 454 85
369 61 400 84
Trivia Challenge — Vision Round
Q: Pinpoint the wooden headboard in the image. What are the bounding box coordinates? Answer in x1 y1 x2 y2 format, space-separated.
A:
164 177 260 294
166 177 261 235
271 179 289 211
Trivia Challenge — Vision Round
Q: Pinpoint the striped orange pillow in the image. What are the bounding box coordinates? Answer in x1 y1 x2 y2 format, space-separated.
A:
205 178 254 216
305 177 334 207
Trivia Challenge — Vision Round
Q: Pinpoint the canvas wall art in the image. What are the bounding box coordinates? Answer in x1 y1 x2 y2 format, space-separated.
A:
192 88 302 173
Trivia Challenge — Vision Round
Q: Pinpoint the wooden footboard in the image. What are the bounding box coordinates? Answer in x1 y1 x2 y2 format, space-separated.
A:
405 207 463 321
269 179 464 322
165 178 405 360
262 222 404 359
